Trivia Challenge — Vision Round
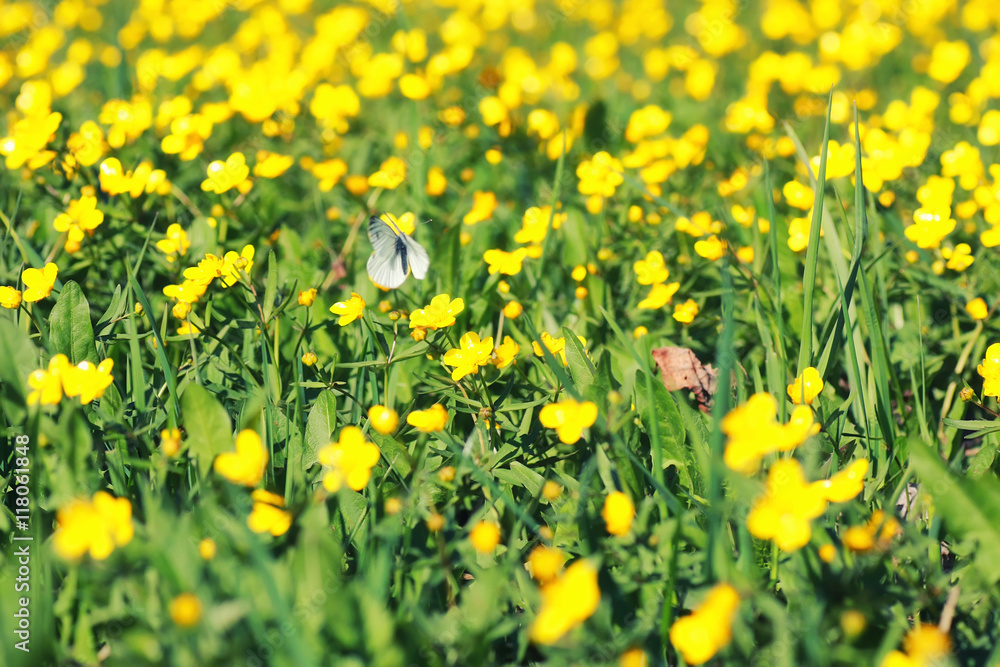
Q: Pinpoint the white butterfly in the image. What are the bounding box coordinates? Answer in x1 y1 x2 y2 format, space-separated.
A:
366 214 430 289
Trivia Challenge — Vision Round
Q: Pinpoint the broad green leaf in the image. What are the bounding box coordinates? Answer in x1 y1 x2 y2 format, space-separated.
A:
0 316 39 410
562 325 595 392
181 383 233 478
49 280 98 365
910 438 1000 584
304 390 337 470
636 372 693 491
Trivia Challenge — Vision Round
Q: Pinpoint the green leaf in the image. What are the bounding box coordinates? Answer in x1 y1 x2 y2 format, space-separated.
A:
304 390 337 470
0 316 39 410
562 325 596 392
180 383 233 478
49 280 98 365
636 375 693 491
492 461 544 494
371 431 413 478
94 284 126 339
910 438 1000 584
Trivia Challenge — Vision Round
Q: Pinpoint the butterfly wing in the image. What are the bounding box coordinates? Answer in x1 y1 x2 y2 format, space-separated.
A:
399 232 429 280
367 216 409 288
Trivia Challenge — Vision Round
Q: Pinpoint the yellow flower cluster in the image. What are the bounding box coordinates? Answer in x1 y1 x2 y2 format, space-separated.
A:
27 354 114 406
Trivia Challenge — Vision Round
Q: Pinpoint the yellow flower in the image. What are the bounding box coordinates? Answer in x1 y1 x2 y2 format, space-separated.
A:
318 426 381 492
633 250 669 285
407 404 450 433
198 538 216 560
978 343 1000 397
942 243 974 271
810 140 855 180
669 583 740 665
492 335 520 370
67 120 106 166
529 560 600 645
214 429 268 487
819 459 869 503
155 223 191 259
540 399 598 445
310 158 348 191
532 332 570 365
526 545 565 584
53 195 104 253
201 152 250 194
619 647 649 667
746 459 828 552
602 491 635 536
783 180 815 210
463 190 498 225
514 206 565 244
443 332 494 381
0 110 61 170
52 491 134 561
399 73 431 100
302 352 318 366
470 521 501 553
787 367 824 405
927 40 970 84
484 247 529 275
161 113 212 160
368 156 407 189
673 299 700 324
21 262 58 302
844 510 901 553
253 150 294 178
0 286 22 309
638 282 680 309
694 235 726 261
247 489 292 537
221 245 255 287
577 151 624 197
26 354 71 406
903 208 955 249
330 292 366 326
966 298 988 320
169 593 202 628
368 405 399 434
161 428 182 457
298 288 317 306
62 359 115 404
410 294 464 330
503 301 523 319
723 394 820 473
900 624 951 664
426 166 447 196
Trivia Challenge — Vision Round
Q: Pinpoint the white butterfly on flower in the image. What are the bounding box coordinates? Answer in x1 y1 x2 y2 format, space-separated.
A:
366 213 430 289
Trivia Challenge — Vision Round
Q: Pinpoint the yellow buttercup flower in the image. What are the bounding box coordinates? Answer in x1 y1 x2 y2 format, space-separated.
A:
787 367 824 405
669 583 740 665
0 286 23 309
409 294 464 330
463 190 498 226
214 429 268 487
978 343 1000 397
330 293 366 326
526 545 565 584
673 299 700 324
169 593 202 628
21 262 58 302
201 152 250 194
443 332 494 381
819 459 869 503
602 491 635 536
633 250 669 285
26 354 71 406
298 288 317 306
406 404 450 433
155 223 191 259
470 520 501 553
746 459 828 552
247 489 292 537
484 247 529 275
492 335 520 370
368 156 407 189
539 399 598 445
318 426 381 492
529 560 600 645
638 282 680 309
52 491 134 561
221 245 255 287
368 405 399 434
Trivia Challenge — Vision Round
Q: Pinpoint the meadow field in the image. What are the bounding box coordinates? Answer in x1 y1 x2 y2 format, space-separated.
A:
2 0 1000 664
